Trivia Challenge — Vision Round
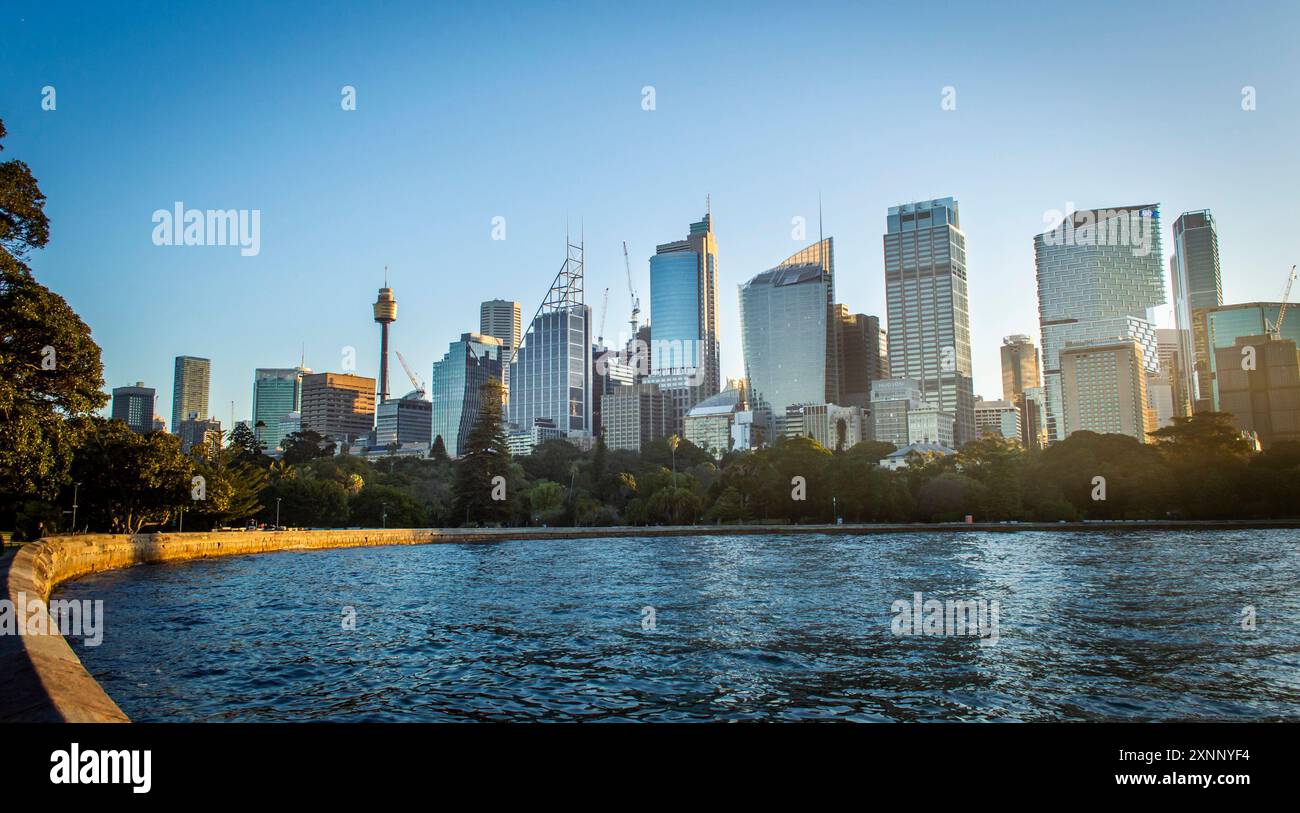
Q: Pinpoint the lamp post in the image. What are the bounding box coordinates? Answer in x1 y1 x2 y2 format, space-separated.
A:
381 501 387 529
71 482 81 532
275 497 282 529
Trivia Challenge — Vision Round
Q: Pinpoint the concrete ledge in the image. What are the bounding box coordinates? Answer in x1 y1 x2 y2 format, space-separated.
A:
2 520 1297 723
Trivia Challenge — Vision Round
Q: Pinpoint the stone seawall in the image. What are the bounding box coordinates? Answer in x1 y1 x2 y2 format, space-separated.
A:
2 520 1297 723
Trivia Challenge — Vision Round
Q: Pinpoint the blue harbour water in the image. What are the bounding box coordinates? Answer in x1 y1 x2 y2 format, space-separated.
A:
59 531 1300 722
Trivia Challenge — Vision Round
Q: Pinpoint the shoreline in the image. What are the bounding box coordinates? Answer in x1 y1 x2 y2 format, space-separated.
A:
2 519 1297 723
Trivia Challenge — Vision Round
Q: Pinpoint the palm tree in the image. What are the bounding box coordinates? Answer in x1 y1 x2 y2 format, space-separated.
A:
667 434 680 483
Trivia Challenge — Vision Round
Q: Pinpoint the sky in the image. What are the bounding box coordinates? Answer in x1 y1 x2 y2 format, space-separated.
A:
3 0 1298 427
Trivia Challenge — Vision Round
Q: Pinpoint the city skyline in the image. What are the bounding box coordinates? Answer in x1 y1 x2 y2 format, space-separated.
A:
3 1 1297 428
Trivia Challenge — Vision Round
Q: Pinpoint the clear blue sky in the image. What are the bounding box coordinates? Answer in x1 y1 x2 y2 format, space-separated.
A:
3 0 1297 427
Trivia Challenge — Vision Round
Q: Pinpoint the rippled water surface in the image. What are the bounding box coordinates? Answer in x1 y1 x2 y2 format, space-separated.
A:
59 530 1300 721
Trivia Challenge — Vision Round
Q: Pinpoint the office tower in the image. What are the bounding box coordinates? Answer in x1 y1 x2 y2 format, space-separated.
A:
800 403 869 452
974 397 1021 440
252 367 309 450
373 284 398 403
650 211 721 396
1150 328 1190 427
178 416 222 454
592 345 636 439
375 395 433 450
1198 303 1300 412
1020 386 1048 450
683 384 749 457
884 198 975 445
740 238 837 433
278 411 301 442
170 356 210 434
870 378 924 449
1214 334 1300 449
430 332 504 458
1035 204 1164 443
602 382 669 452
1170 211 1224 411
299 372 376 444
480 299 521 394
1058 339 1156 442
837 306 888 408
509 238 593 436
1000 335 1040 402
111 382 155 435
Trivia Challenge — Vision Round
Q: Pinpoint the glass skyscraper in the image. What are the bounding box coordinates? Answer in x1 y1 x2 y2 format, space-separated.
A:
649 212 720 397
171 355 210 433
883 198 974 445
252 367 308 450
508 240 592 436
1170 210 1224 411
1199 302 1300 411
1034 204 1164 443
739 238 836 428
431 332 504 458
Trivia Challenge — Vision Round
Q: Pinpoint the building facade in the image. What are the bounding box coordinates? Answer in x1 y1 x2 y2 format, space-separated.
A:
837 307 888 408
375 395 433 450
682 385 747 457
1170 210 1223 411
480 299 521 395
430 332 503 459
299 372 376 444
252 367 308 450
883 198 975 445
1058 339 1156 442
1198 303 1300 412
601 382 668 452
974 397 1021 440
171 355 210 435
1213 334 1300 449
1035 204 1164 443
111 382 155 435
740 238 837 433
650 212 721 398
800 403 869 451
178 416 222 454
870 378 924 450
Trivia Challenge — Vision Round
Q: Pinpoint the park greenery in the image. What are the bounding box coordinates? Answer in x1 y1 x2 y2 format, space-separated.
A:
2 114 1298 539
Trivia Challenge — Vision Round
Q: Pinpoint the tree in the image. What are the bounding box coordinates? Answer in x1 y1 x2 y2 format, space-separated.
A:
69 418 193 533
228 420 266 462
452 380 511 525
430 435 450 462
0 117 107 508
281 429 335 465
189 442 268 529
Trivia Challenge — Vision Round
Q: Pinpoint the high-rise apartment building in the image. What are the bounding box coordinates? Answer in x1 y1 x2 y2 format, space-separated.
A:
1170 210 1224 411
111 382 155 435
740 238 837 432
252 367 309 450
480 299 521 394
884 198 974 445
836 306 888 408
1034 204 1164 443
602 382 670 452
171 356 210 434
300 372 376 444
1058 339 1156 442
430 332 504 459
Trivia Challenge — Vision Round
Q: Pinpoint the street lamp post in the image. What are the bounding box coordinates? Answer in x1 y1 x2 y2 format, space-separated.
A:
275 497 282 529
71 482 80 532
381 501 387 529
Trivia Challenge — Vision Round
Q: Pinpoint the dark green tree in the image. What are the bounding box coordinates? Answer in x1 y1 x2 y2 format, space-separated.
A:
452 380 511 525
69 418 193 533
430 434 450 462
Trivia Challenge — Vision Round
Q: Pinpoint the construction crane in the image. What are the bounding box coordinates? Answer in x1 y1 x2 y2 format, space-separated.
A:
394 350 426 399
1268 264 1297 338
595 287 611 346
623 241 641 339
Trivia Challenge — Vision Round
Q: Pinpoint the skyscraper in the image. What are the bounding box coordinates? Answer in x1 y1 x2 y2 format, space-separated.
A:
999 335 1041 403
1199 302 1300 411
480 299 521 395
1214 334 1300 449
836 306 888 408
1034 204 1164 443
252 367 309 450
649 211 721 397
430 332 504 458
509 238 592 435
300 372 376 444
373 284 397 403
1058 339 1156 442
111 382 155 435
171 356 210 433
739 238 837 431
883 198 975 445
1170 210 1223 411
